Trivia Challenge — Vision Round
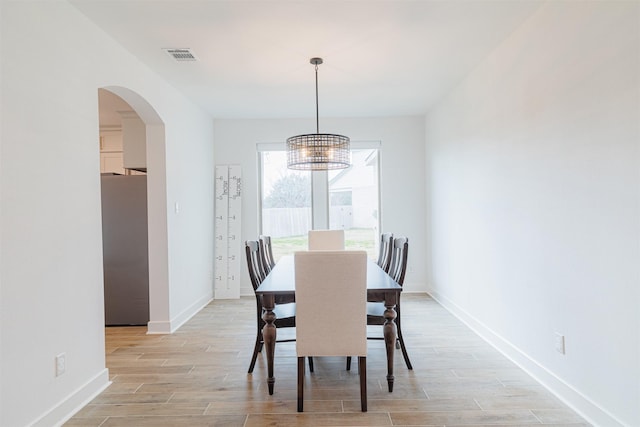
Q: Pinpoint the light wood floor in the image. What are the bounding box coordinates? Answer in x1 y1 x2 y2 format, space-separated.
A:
65 294 590 426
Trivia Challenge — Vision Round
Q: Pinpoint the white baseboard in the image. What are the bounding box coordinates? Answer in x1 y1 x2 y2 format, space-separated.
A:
148 292 212 334
147 319 172 334
429 290 624 427
30 369 110 427
401 280 428 293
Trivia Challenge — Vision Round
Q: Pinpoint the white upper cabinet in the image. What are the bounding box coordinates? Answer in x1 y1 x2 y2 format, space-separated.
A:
100 130 125 174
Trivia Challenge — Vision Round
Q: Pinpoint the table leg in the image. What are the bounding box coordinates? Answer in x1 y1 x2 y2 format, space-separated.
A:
383 292 398 392
261 294 277 395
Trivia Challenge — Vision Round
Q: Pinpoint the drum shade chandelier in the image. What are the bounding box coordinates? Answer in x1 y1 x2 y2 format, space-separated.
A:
287 58 351 170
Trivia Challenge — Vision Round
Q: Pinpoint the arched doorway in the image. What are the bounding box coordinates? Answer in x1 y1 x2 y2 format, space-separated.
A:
98 86 170 332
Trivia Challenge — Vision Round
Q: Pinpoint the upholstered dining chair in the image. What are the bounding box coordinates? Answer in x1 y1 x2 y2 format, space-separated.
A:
295 250 368 412
245 240 296 374
376 232 394 273
348 236 412 371
308 229 345 250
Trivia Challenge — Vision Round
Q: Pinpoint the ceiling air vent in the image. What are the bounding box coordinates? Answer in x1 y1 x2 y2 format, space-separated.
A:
163 48 198 62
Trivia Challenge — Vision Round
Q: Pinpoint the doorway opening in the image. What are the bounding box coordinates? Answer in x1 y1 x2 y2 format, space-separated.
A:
97 87 169 332
98 89 149 326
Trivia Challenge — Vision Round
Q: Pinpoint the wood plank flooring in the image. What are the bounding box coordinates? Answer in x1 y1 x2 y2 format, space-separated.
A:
65 294 590 426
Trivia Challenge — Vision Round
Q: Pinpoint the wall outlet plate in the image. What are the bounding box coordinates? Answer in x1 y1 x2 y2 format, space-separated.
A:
554 333 565 355
56 353 66 376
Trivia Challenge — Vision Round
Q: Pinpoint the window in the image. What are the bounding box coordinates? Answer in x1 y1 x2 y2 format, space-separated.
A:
259 151 311 260
259 145 380 261
329 149 380 258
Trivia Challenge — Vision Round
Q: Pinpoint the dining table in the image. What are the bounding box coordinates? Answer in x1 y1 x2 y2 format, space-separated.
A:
255 254 403 395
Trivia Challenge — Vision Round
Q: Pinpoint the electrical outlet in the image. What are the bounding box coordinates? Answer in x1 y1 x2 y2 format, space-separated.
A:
554 333 565 355
56 353 66 376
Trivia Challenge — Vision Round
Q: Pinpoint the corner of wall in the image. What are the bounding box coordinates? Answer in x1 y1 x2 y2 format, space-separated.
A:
148 292 212 334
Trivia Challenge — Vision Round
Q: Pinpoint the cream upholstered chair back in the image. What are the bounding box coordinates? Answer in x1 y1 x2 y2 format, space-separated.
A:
307 229 345 251
295 250 367 357
295 250 368 411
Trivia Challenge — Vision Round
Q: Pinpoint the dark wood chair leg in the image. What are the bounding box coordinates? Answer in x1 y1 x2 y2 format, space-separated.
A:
397 328 413 370
358 356 367 412
395 304 413 370
248 334 261 373
346 356 352 371
248 300 264 373
308 356 314 373
297 357 305 412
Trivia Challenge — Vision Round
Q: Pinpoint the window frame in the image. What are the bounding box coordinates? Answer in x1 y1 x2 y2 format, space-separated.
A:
257 141 382 252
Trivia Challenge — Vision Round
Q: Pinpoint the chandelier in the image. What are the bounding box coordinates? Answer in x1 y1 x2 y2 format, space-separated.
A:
287 58 351 170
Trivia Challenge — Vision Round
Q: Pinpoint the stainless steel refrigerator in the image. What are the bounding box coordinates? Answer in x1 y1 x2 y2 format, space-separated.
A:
101 173 149 326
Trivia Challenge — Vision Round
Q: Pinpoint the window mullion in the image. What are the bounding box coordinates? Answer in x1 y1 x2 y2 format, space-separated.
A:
311 170 329 230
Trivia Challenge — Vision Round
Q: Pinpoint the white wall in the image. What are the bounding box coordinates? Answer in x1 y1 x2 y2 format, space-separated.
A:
214 116 427 296
0 2 214 425
425 2 639 426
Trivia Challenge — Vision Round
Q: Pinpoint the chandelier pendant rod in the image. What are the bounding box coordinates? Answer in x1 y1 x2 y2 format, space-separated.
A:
314 61 319 134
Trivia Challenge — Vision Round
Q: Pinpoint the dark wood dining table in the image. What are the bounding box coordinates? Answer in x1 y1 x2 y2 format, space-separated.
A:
255 255 403 395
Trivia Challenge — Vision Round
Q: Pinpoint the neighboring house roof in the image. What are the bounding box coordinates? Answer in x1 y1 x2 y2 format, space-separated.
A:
329 149 378 190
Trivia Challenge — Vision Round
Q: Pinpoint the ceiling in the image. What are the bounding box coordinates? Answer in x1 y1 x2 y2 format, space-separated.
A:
73 0 543 122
